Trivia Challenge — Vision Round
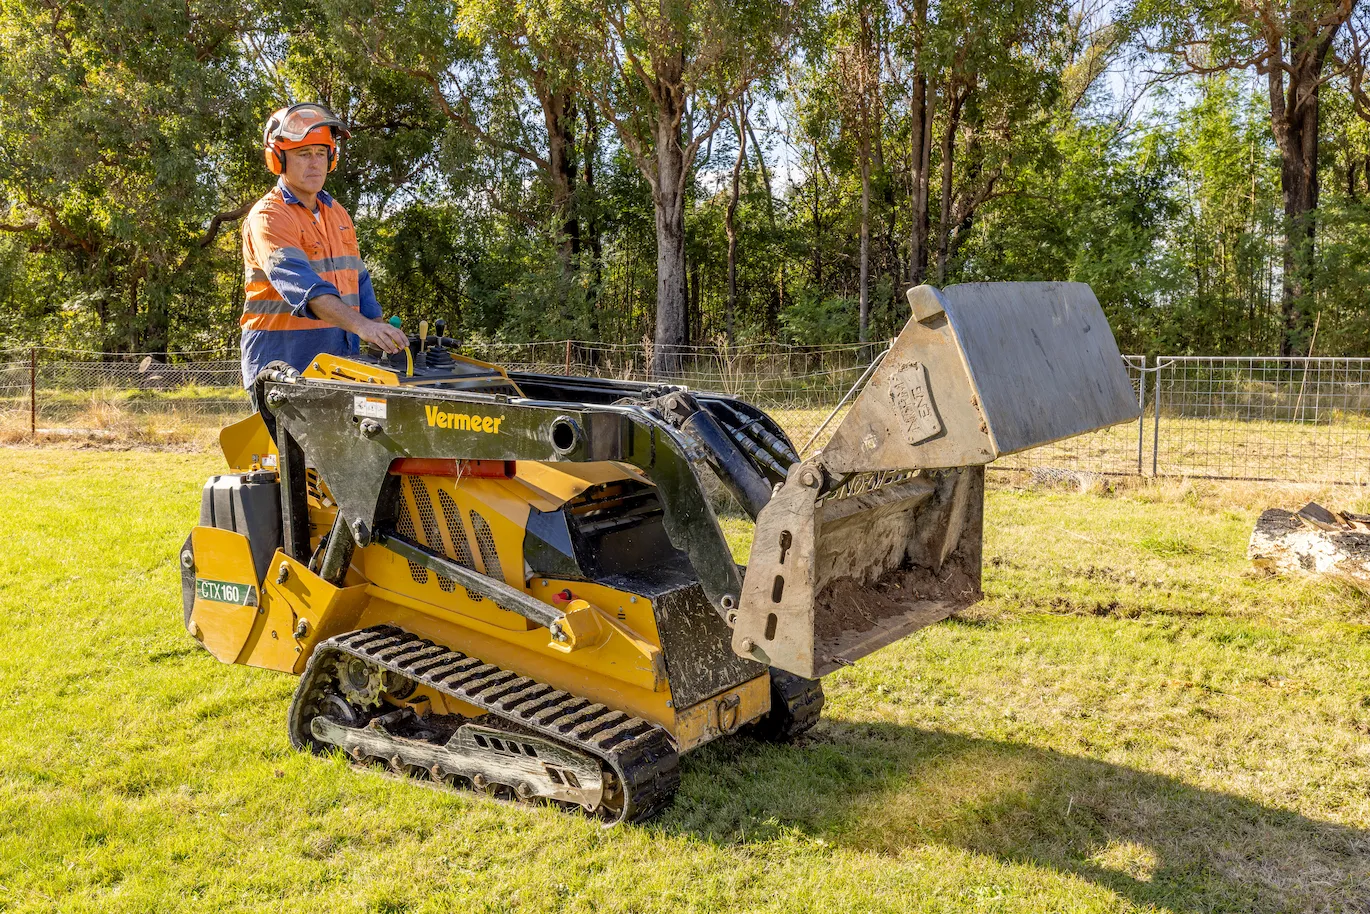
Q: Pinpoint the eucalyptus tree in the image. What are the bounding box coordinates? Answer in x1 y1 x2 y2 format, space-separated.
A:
573 0 802 372
832 0 888 342
1133 0 1363 355
0 0 263 352
336 0 588 273
924 0 1068 283
889 0 933 284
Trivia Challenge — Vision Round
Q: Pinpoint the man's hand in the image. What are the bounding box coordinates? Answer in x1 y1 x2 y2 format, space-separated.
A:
355 319 409 354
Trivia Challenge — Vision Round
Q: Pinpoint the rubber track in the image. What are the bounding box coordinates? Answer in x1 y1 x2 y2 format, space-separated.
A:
287 625 680 824
749 669 825 742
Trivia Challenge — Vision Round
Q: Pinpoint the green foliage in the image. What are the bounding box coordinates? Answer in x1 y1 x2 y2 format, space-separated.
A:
1 0 1369 356
779 285 860 344
0 0 265 353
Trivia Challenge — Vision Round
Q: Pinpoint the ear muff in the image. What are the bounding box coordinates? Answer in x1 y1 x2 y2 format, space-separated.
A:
265 145 286 176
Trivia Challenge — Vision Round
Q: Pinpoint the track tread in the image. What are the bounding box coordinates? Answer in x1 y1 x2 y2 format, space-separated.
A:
746 669 825 742
288 626 680 824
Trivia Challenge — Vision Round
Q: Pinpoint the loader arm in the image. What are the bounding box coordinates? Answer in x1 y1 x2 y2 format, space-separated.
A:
259 373 747 617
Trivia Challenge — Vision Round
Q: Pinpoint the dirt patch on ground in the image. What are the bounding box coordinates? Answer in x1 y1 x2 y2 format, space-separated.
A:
814 553 982 650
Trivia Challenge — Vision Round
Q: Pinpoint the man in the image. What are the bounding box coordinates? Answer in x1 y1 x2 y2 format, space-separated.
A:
240 103 408 400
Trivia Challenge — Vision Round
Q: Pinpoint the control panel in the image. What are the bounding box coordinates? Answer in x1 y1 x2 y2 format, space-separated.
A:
319 317 521 395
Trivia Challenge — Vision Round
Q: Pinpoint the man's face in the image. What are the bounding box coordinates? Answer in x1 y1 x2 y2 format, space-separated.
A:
282 144 330 195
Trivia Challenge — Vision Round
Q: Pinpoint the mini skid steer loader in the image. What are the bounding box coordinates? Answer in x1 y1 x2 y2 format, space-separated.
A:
181 282 1138 824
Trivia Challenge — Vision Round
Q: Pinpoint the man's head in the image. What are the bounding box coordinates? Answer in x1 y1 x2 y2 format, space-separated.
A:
262 103 351 188
280 145 331 196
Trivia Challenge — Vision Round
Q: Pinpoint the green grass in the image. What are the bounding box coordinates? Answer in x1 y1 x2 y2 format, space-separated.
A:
2 450 1369 912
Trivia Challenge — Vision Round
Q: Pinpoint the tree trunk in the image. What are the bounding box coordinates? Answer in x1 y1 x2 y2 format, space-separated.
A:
934 82 969 286
540 85 581 272
128 273 139 354
907 0 931 286
726 102 748 345
859 135 871 343
1266 22 1336 357
1272 79 1319 358
689 257 701 344
746 118 774 224
910 80 933 286
935 106 957 285
583 106 603 350
812 137 823 285
948 127 984 260
652 93 689 376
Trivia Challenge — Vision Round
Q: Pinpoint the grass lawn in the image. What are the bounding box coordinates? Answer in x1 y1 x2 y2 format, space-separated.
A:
1 449 1368 912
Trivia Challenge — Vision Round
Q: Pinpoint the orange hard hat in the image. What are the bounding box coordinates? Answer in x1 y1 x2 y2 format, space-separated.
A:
262 103 352 175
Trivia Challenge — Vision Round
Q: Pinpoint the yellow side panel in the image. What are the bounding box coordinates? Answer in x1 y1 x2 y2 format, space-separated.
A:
188 527 262 663
527 577 662 654
219 413 278 473
673 674 771 752
237 551 370 673
359 475 538 633
355 596 673 729
515 461 651 509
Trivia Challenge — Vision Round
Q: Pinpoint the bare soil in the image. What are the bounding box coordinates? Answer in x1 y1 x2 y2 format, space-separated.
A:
814 551 982 649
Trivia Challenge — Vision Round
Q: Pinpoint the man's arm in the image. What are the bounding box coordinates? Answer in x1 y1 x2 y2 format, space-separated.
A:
309 294 408 353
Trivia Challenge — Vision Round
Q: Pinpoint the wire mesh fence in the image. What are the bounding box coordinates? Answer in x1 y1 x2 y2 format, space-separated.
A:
1151 357 1370 483
0 343 880 449
0 350 248 440
4 344 1369 484
991 355 1149 477
478 340 885 408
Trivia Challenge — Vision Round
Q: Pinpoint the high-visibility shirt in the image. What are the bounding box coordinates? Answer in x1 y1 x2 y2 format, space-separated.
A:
239 179 381 387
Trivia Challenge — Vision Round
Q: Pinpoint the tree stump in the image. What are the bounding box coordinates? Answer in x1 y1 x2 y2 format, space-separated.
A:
1248 504 1370 582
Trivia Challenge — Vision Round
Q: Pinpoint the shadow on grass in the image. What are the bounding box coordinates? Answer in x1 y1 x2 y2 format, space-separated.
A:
672 722 1370 913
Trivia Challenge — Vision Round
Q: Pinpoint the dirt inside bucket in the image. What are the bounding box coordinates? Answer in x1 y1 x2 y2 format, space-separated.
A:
813 552 981 655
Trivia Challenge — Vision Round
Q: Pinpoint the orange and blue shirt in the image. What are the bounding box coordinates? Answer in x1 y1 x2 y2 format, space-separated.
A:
239 179 380 386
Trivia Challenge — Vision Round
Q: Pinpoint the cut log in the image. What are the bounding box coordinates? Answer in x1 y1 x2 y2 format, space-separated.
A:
1249 507 1370 582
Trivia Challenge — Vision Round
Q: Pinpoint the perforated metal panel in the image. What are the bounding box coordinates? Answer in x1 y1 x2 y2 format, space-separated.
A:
437 488 481 601
407 477 454 592
469 510 503 584
396 481 428 585
306 468 323 503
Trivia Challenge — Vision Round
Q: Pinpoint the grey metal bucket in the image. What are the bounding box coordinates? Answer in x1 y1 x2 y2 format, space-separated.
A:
733 282 1139 677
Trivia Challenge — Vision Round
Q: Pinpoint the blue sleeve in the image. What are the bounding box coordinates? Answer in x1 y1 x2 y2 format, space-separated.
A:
359 267 381 320
264 247 341 320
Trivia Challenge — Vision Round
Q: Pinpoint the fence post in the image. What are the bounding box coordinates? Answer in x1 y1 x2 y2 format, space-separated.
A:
1136 356 1146 475
1152 361 1163 477
564 339 572 375
29 347 36 438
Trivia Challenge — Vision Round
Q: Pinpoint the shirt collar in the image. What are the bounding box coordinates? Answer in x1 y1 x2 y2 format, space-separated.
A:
277 178 333 208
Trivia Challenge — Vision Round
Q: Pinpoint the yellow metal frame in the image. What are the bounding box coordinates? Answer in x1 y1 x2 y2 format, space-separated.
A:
196 356 771 752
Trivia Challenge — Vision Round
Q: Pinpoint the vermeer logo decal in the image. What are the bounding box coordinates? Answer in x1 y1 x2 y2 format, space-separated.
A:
425 404 504 434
